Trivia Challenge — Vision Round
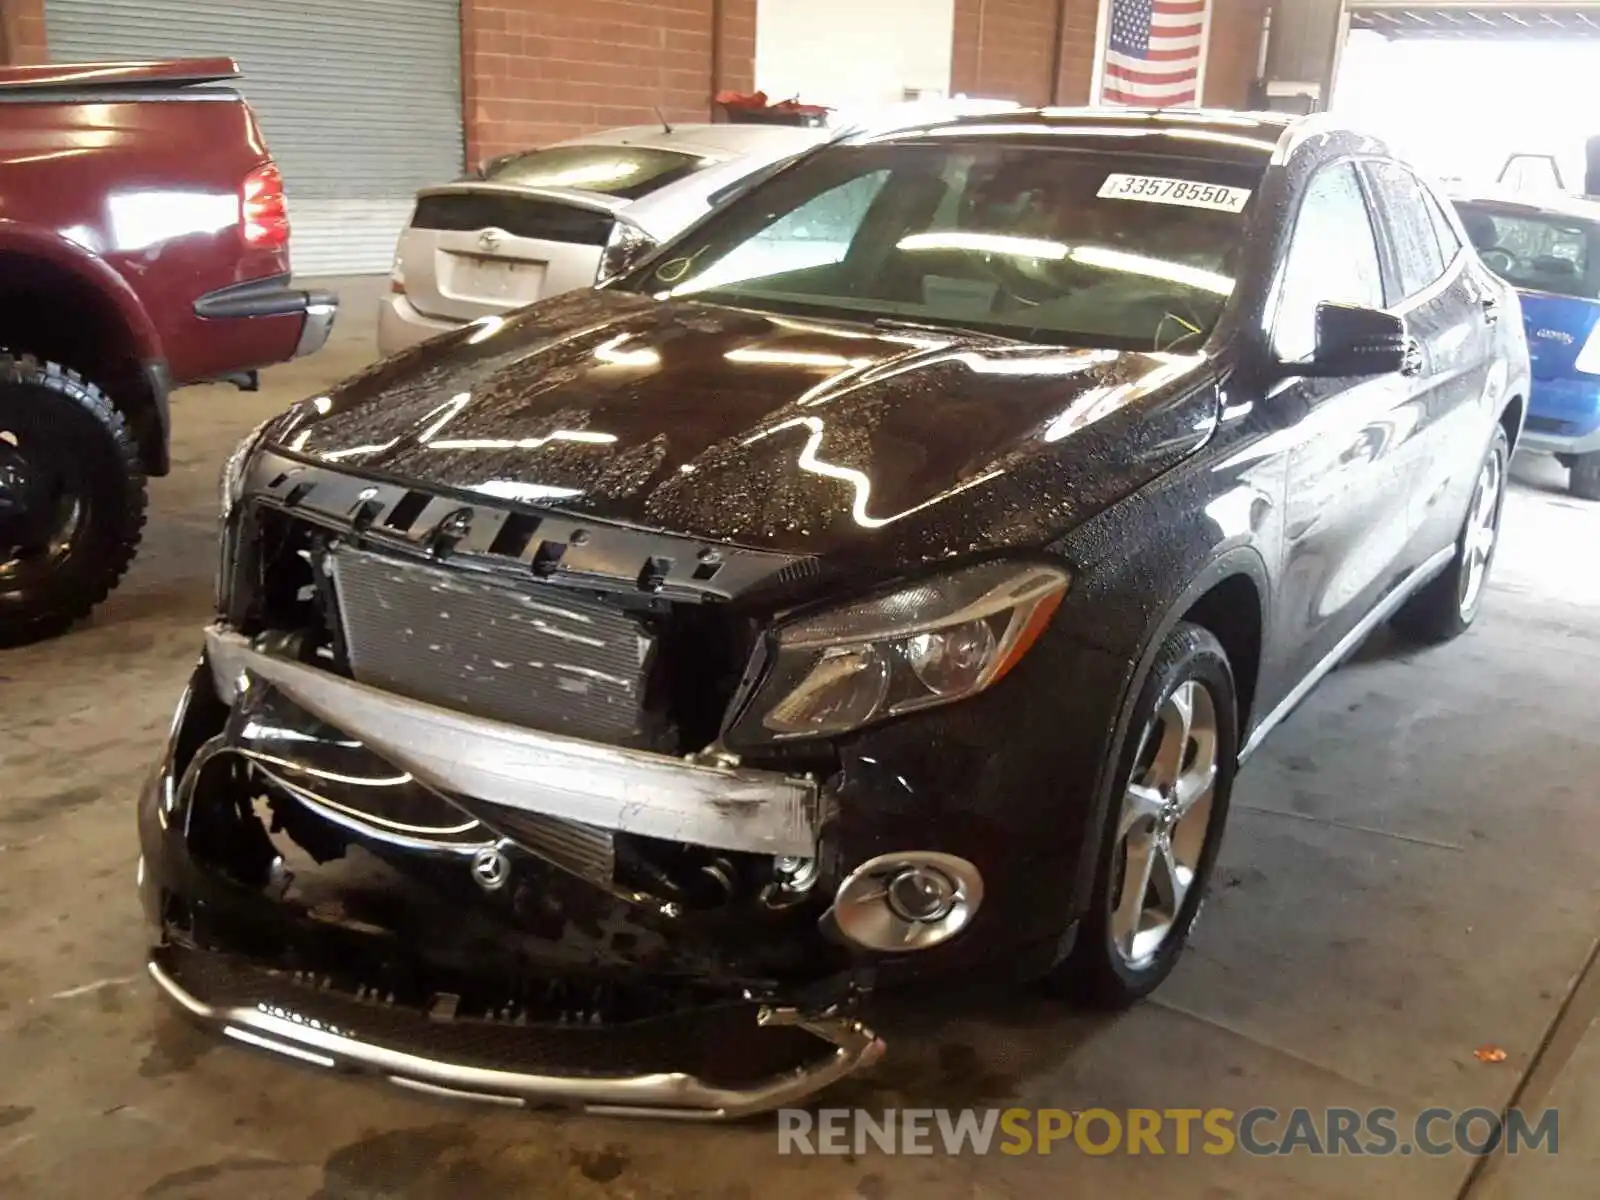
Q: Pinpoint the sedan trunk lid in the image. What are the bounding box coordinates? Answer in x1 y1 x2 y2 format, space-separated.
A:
397 184 626 324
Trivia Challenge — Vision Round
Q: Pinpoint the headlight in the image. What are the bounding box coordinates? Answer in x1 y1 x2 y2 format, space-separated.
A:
596 218 657 285
749 561 1070 740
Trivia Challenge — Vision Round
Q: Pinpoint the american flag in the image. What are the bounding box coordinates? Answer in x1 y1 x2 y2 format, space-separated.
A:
1098 0 1210 108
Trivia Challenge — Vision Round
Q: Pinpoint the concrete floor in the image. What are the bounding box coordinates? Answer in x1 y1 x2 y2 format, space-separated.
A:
1 280 1597 1198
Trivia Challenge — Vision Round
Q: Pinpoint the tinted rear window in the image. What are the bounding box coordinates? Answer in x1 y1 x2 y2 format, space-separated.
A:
1456 202 1600 299
479 145 707 200
411 194 614 245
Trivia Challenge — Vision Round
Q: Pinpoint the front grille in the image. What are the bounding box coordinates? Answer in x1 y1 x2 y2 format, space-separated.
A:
329 548 654 745
411 193 614 245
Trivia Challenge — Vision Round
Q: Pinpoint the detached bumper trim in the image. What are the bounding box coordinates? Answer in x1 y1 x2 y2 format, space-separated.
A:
204 625 820 856
147 955 884 1120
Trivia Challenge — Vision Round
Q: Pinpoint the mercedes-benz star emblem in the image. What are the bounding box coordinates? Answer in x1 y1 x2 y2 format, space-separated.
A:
470 845 511 891
478 229 501 253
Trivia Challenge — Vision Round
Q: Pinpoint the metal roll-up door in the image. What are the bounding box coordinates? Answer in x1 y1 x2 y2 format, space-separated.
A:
1349 4 1600 39
46 0 463 276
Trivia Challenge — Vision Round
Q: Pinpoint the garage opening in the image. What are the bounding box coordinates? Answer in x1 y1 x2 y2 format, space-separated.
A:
1334 4 1600 194
45 0 464 275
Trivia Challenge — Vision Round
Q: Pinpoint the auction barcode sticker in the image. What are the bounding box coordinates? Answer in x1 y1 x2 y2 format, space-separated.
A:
1098 174 1253 213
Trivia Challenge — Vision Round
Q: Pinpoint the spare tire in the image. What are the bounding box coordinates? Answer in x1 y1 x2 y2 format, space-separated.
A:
0 353 147 647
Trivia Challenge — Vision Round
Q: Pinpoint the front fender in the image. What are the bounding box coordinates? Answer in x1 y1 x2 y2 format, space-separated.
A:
1049 443 1277 917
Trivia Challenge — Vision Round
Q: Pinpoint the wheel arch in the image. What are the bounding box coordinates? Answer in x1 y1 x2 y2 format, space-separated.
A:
1498 392 1525 452
0 229 169 476
1066 545 1270 916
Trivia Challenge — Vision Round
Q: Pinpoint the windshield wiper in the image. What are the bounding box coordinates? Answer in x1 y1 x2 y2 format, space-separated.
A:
869 317 1028 344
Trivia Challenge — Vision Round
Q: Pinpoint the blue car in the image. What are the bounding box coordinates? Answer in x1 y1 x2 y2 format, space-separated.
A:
1454 189 1600 498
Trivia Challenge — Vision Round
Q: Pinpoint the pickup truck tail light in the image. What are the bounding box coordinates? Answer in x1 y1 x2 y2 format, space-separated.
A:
242 162 290 250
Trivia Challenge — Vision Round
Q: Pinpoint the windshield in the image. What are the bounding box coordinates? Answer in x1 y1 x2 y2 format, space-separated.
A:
1456 202 1600 300
480 144 708 200
617 140 1261 351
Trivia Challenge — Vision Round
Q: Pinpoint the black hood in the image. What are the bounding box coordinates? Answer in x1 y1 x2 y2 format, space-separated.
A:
276 290 1217 573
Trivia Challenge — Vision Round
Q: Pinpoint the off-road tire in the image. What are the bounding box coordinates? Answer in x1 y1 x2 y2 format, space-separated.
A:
1392 425 1509 645
1045 622 1238 1009
0 354 147 647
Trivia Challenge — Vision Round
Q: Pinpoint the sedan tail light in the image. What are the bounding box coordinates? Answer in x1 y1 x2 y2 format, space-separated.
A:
242 162 290 250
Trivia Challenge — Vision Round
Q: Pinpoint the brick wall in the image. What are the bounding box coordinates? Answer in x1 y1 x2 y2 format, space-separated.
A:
952 0 1268 111
950 0 1101 106
1203 0 1268 108
462 0 756 167
1 0 48 66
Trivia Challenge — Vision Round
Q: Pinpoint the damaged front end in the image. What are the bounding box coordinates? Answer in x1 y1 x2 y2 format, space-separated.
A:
142 437 1102 1117
140 629 882 1117
141 451 912 1117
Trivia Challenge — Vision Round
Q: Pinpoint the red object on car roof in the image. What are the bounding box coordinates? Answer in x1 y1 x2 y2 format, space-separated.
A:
715 89 830 117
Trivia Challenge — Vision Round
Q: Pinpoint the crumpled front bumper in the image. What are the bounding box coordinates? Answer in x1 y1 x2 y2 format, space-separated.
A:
137 628 886 1119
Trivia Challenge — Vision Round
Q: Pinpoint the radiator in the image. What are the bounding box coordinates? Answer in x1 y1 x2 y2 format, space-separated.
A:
329 548 654 746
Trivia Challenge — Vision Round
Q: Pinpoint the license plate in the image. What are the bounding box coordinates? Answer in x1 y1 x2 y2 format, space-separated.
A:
451 254 547 302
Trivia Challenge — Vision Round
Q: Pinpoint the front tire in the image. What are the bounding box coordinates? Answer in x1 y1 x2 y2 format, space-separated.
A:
0 354 147 647
1392 425 1508 645
1047 622 1238 1008
1569 451 1600 501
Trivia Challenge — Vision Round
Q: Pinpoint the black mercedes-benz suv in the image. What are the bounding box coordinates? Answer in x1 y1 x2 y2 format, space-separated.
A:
138 109 1530 1118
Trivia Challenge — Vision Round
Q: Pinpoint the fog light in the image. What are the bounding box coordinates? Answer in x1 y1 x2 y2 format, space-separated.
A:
827 852 983 953
886 866 956 923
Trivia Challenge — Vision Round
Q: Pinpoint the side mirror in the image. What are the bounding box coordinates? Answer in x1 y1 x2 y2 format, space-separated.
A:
1292 303 1411 378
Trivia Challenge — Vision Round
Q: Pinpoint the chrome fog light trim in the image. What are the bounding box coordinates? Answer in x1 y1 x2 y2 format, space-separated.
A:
827 851 984 952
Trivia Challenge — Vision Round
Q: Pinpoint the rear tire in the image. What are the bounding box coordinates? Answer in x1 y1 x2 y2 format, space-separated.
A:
1570 451 1600 501
1045 622 1238 1008
0 354 147 647
1392 425 1508 645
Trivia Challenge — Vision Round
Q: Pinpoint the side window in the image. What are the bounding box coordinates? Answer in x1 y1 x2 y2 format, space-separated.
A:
1366 161 1447 303
1273 163 1386 363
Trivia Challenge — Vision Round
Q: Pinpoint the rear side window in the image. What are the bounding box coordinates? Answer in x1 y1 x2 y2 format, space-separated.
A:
1455 203 1600 300
1422 189 1463 263
1274 162 1386 362
479 145 707 201
1365 161 1447 303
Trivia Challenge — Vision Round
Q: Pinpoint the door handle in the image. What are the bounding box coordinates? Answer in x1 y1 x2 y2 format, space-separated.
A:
1481 296 1500 325
1400 338 1425 377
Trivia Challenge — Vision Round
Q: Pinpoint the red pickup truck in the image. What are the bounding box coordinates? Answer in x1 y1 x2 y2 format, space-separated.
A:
0 58 336 646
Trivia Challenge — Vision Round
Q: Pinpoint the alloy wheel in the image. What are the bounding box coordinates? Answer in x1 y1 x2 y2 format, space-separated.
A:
1459 448 1504 617
1109 679 1220 969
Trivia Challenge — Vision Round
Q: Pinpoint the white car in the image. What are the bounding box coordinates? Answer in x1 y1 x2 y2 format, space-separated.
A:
378 123 831 355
